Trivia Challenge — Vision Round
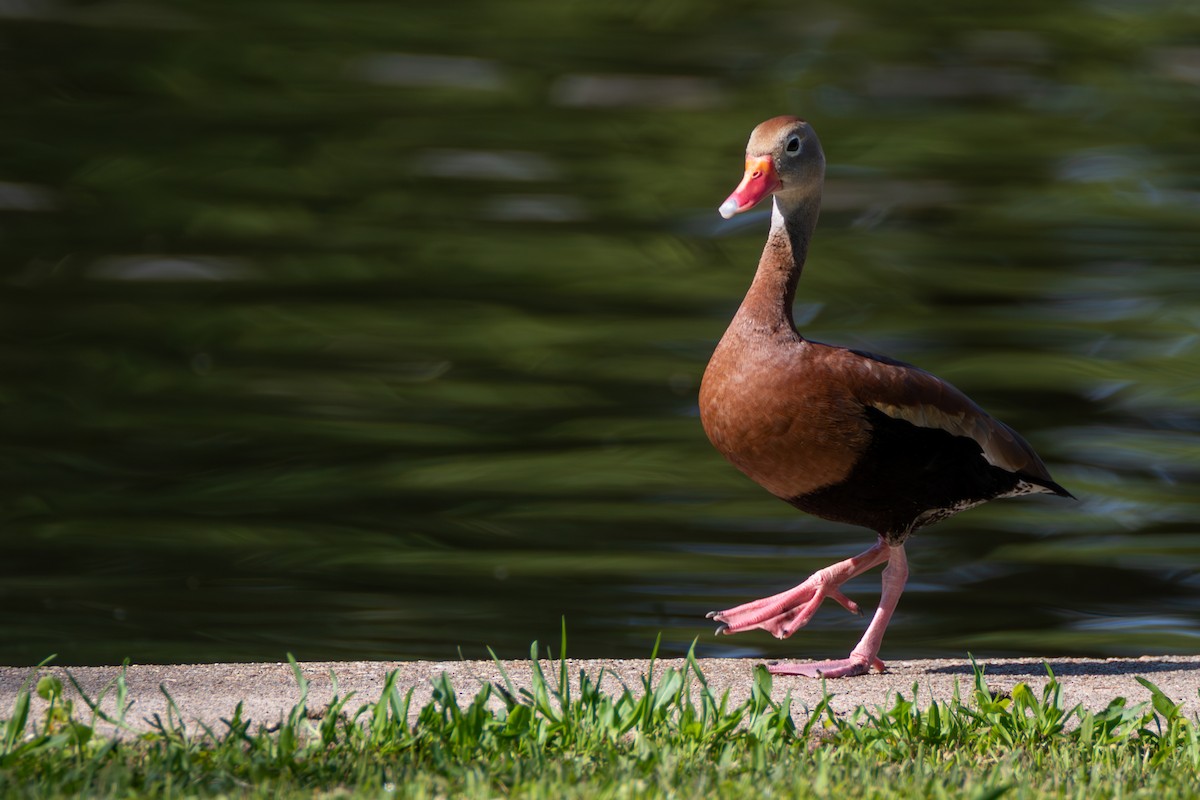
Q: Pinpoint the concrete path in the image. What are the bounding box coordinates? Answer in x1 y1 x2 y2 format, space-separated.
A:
2 656 1198 736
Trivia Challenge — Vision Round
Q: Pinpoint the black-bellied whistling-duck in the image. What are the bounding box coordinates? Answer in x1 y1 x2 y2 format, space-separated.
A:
701 116 1072 678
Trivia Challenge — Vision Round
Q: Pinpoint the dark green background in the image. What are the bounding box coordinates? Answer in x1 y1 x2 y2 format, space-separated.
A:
3 0 1198 665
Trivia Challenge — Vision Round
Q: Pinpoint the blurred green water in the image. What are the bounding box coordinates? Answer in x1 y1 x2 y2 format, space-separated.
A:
1 0 1198 665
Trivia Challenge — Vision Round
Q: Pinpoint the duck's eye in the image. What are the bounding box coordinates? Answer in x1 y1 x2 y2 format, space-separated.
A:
785 134 802 154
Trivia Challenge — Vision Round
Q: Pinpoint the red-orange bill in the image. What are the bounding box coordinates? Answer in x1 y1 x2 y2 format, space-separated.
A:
718 155 780 219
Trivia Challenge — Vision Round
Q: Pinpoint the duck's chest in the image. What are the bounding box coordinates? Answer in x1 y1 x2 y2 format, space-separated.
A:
698 334 869 498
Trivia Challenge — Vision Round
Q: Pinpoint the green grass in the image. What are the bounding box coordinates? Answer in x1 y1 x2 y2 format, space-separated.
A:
3 633 1200 798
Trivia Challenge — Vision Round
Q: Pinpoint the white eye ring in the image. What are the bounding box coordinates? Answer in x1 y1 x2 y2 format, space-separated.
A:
785 134 802 154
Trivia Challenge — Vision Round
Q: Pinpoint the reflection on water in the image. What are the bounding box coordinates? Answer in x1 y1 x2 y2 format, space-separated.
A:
2 0 1198 665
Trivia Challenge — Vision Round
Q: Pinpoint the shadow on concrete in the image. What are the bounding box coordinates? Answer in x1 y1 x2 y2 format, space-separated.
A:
926 660 1200 678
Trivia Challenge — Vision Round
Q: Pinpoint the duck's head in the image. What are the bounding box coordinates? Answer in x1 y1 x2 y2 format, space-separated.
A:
718 116 825 219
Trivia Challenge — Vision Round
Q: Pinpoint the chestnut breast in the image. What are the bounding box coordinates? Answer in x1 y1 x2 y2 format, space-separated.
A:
699 330 871 499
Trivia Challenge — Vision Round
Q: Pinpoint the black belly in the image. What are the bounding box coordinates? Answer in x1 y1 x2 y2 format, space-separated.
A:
790 407 1030 541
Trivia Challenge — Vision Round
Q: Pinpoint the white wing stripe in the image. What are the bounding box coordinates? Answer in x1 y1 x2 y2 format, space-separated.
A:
868 401 1023 473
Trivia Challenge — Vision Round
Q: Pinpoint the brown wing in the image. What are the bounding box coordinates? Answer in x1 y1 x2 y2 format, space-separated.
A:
824 345 1062 489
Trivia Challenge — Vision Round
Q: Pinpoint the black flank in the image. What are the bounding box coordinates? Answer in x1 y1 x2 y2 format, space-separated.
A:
790 406 1062 541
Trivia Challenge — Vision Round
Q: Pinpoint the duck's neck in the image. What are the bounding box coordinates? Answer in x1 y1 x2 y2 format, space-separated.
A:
737 192 821 335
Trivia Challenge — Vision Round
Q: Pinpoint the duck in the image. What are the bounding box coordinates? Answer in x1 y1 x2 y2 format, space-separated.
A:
700 116 1072 678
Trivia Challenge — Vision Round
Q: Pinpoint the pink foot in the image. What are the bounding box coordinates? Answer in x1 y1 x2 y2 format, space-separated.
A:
707 540 890 639
768 655 886 678
707 539 908 682
707 582 860 639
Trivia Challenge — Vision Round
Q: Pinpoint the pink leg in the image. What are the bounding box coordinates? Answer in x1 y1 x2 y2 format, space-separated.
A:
770 542 909 678
707 537 890 639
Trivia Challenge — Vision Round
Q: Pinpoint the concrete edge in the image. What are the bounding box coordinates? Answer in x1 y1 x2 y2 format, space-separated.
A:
2 655 1198 735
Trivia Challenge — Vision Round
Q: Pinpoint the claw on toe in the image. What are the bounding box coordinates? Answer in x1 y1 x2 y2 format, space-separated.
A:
705 611 719 620
713 622 729 636
827 589 861 616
